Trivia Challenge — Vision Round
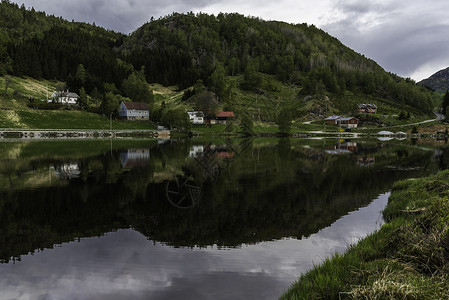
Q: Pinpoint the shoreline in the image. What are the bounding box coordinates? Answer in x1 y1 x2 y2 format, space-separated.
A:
0 128 165 139
281 170 449 299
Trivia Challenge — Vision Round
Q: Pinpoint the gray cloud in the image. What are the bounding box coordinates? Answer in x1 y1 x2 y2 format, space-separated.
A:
323 0 449 80
0 194 385 300
16 0 221 33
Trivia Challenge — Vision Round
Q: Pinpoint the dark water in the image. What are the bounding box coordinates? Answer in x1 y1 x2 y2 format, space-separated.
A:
0 138 443 299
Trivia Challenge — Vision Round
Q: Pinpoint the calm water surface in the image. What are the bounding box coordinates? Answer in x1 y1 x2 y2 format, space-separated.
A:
0 138 443 299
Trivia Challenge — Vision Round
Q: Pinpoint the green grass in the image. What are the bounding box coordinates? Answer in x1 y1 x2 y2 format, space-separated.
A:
1 74 437 133
0 109 156 130
0 76 158 130
281 170 449 299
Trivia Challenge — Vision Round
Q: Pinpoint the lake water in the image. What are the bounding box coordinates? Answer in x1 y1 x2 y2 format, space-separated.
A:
0 138 443 299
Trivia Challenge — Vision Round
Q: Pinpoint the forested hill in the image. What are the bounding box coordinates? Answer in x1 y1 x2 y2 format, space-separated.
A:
419 67 449 94
0 0 128 91
119 13 437 113
121 12 381 88
0 2 439 116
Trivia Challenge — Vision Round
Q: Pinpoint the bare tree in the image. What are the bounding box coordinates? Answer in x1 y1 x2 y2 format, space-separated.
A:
194 91 219 120
3 75 11 95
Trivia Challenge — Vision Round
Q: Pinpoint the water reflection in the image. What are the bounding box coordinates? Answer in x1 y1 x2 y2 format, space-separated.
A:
0 138 445 298
0 193 389 300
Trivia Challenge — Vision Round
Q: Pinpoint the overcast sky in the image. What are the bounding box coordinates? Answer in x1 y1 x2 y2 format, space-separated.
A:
12 0 449 81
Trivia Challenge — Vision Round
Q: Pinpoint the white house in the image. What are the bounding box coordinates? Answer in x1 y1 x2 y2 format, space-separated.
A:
187 111 205 124
51 90 79 105
119 102 149 120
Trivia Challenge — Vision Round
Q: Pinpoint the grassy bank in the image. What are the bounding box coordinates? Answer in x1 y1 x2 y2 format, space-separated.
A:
281 170 449 299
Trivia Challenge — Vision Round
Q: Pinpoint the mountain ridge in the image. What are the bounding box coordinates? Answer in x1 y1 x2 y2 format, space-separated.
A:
419 67 449 93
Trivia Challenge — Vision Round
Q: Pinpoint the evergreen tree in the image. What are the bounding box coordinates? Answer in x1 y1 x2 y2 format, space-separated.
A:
242 60 262 90
102 92 128 117
122 68 154 109
277 108 292 136
78 87 88 109
161 108 191 131
209 63 227 100
240 112 255 136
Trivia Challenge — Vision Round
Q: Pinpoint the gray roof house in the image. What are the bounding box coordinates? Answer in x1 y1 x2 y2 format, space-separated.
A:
119 102 150 120
51 91 79 105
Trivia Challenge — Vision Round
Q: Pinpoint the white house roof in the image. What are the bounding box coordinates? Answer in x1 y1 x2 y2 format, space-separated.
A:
52 91 79 98
63 92 79 98
359 103 377 108
188 111 205 117
324 116 342 120
338 117 357 121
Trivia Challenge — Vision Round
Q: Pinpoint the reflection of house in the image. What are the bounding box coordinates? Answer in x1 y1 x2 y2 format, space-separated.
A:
215 111 235 124
54 163 80 179
120 149 150 168
187 111 205 124
119 102 149 120
358 156 375 166
337 117 358 128
189 145 204 157
51 91 79 105
325 142 357 154
358 104 377 114
216 148 235 159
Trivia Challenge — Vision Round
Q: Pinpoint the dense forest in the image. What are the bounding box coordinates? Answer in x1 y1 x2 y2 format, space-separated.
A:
0 0 440 119
120 12 438 113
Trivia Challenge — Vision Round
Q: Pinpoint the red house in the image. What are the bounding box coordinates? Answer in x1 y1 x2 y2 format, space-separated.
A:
215 111 235 124
337 117 358 128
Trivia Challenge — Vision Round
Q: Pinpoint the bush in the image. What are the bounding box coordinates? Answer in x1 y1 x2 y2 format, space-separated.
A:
27 102 63 110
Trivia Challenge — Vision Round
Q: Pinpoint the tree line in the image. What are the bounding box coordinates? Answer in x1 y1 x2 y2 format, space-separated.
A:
121 12 436 112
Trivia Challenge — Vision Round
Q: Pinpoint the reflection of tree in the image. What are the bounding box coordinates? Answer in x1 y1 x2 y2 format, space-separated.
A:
0 140 441 262
164 144 224 209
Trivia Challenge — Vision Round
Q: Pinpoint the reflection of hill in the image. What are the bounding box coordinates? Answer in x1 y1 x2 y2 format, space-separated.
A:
0 139 439 262
131 140 438 247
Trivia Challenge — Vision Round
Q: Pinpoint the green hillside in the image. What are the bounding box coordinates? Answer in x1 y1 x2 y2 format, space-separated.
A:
120 13 440 113
0 76 154 130
0 2 442 129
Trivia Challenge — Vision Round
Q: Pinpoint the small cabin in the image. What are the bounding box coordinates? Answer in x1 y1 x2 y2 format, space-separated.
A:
215 111 235 124
119 102 149 120
337 117 358 128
